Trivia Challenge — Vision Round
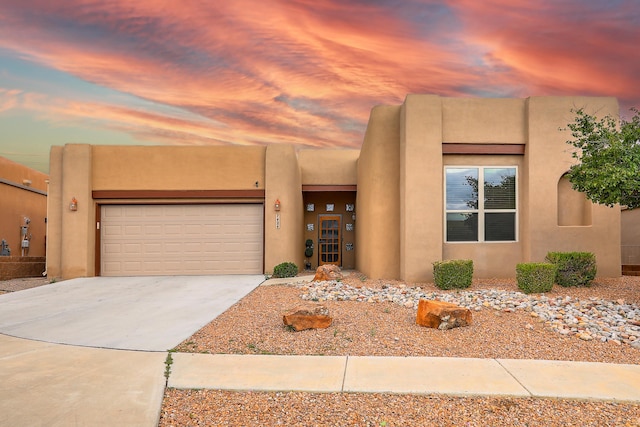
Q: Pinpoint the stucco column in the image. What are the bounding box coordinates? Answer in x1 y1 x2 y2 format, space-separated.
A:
400 95 443 282
60 144 94 279
355 105 401 279
264 144 304 273
46 146 64 279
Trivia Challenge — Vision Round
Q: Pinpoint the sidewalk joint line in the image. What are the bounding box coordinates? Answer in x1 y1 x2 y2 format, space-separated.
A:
495 359 532 397
341 355 349 392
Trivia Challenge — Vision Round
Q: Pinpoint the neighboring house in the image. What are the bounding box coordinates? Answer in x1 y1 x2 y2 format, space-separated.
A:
46 95 621 282
622 208 640 276
0 156 48 280
0 156 48 258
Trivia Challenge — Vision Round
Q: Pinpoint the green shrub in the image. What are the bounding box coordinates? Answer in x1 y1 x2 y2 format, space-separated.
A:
516 263 556 294
304 239 314 258
433 259 473 290
545 252 597 287
272 262 299 278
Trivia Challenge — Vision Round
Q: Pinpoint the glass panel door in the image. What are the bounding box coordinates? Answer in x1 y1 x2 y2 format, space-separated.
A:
319 215 341 265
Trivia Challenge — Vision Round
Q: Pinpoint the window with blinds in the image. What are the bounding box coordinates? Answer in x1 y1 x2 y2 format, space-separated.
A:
445 166 517 242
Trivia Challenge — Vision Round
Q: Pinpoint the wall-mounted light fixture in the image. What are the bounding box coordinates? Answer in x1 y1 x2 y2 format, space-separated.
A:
274 199 281 211
69 197 78 211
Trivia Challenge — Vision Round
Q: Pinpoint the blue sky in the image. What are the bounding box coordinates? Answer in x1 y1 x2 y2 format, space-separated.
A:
0 0 637 173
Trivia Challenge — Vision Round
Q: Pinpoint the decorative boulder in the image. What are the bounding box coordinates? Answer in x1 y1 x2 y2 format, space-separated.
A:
416 299 472 330
312 264 343 282
283 304 333 331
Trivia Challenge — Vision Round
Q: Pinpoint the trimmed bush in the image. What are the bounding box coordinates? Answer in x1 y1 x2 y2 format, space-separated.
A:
516 263 556 294
272 262 299 278
545 252 597 287
433 259 473 290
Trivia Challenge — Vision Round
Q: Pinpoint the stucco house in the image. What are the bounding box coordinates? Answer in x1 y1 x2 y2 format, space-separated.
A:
0 156 48 256
46 94 622 281
0 156 48 279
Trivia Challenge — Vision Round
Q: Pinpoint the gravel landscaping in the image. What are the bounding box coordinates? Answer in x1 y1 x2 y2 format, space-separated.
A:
0 277 50 294
160 273 640 427
161 391 640 427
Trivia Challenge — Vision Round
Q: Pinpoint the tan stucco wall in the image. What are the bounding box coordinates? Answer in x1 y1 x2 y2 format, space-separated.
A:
622 209 640 247
93 145 266 190
0 156 48 258
264 144 304 273
622 208 640 265
557 175 592 226
298 149 359 185
526 96 620 276
400 95 444 282
357 94 621 281
442 98 526 143
356 105 401 279
60 144 95 279
46 147 63 278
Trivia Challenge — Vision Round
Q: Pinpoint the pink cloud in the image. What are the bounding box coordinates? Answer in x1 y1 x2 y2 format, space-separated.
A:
0 1 469 146
0 0 636 153
0 88 23 112
448 0 639 109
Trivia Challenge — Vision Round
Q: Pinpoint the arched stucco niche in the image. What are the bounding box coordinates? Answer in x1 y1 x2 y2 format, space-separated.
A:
557 173 592 226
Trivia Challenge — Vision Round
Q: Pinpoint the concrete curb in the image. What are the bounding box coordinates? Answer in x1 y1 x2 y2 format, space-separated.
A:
260 275 315 286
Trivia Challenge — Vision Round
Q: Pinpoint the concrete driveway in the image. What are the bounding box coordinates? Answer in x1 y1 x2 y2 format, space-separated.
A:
0 275 264 426
0 275 265 351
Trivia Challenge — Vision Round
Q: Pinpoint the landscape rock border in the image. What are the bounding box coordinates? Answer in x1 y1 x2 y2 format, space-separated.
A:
299 280 640 348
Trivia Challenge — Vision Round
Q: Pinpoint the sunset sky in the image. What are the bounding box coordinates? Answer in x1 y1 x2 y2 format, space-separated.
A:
0 0 637 173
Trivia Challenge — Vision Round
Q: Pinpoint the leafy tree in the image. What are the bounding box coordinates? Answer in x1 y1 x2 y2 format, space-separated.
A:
565 108 640 209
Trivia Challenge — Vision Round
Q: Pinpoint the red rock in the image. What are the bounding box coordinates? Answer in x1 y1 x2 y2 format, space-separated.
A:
312 265 343 282
416 299 472 330
283 304 333 331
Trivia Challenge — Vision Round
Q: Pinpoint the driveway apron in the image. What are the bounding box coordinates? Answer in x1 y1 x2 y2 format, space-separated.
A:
0 334 166 427
0 275 264 351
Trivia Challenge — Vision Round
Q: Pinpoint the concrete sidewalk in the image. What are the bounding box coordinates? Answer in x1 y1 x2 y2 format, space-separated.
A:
2 333 640 427
169 353 640 402
0 334 166 427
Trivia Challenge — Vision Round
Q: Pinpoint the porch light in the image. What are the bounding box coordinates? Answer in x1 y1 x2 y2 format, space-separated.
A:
274 199 281 211
69 197 78 211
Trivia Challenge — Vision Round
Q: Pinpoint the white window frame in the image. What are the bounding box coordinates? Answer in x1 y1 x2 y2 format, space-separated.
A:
444 166 518 243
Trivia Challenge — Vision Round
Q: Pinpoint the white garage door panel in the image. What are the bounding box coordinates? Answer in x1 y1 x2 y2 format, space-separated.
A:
101 204 264 276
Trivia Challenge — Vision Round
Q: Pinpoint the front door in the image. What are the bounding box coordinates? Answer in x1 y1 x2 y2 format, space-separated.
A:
319 215 341 265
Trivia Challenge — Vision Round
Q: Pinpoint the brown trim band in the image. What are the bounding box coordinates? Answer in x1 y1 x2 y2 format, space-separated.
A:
442 143 525 155
302 185 357 192
92 189 265 199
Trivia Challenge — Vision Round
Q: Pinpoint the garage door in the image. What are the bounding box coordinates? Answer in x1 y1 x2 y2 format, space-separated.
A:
100 204 263 276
